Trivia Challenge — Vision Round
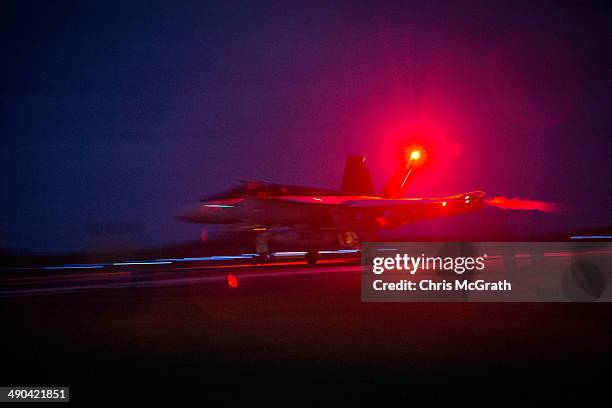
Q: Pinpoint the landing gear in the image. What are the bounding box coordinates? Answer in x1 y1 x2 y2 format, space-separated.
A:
253 230 272 265
252 253 272 265
305 250 319 266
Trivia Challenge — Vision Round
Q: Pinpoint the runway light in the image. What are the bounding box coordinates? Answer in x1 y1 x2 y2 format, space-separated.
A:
442 201 447 207
410 150 421 161
227 273 238 288
485 196 560 213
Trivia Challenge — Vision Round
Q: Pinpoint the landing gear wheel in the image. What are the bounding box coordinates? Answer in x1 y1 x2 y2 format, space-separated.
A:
305 250 319 266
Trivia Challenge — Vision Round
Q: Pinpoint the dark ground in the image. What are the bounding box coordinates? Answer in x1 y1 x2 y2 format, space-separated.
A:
3 259 612 404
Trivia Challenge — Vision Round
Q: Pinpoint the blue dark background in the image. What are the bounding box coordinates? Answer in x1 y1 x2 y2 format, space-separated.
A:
1 1 610 252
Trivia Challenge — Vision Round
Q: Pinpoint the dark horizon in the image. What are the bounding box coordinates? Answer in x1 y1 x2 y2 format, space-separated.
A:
2 1 611 252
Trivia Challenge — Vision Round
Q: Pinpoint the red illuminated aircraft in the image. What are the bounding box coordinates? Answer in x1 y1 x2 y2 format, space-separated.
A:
178 148 487 264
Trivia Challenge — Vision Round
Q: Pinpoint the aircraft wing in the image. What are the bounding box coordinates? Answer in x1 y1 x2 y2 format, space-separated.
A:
341 191 487 227
261 191 486 229
343 191 485 208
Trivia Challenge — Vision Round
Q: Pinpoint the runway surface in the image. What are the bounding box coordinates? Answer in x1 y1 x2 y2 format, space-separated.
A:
1 252 361 297
3 252 612 402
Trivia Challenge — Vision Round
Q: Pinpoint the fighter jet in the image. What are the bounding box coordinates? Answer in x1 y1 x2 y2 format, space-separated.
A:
178 148 487 264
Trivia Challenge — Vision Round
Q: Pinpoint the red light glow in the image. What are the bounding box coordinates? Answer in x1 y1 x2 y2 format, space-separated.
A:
402 145 426 168
227 273 239 288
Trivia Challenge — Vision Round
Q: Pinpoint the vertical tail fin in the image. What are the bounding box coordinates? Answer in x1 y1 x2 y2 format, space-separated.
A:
341 155 375 196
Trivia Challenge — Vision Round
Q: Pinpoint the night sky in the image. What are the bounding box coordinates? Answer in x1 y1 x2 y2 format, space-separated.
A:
1 1 611 252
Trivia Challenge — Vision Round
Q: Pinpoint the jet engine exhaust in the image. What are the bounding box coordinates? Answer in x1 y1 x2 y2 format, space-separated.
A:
485 196 562 213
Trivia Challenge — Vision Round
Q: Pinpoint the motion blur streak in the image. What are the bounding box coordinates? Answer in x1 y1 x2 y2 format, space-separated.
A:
486 196 561 213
